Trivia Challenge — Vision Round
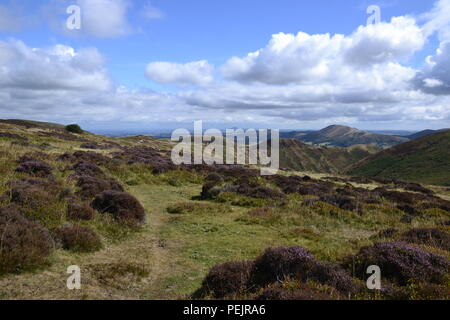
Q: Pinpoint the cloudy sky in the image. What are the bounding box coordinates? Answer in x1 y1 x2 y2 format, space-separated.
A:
1 0 450 132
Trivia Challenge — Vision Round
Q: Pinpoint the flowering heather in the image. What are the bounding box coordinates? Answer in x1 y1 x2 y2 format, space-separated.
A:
53 224 102 252
67 201 96 221
250 246 314 286
346 242 450 285
92 190 146 226
402 228 450 251
15 160 53 178
0 206 53 274
195 261 254 298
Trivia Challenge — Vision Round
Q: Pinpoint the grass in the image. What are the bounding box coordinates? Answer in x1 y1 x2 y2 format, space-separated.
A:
0 121 449 300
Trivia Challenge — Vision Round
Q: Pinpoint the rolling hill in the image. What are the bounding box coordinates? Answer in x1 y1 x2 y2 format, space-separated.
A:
347 130 450 186
407 129 449 140
293 125 409 148
280 138 379 173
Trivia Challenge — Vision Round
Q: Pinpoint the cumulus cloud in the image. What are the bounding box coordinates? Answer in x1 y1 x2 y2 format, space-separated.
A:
414 41 450 94
0 40 111 91
146 60 214 86
221 16 424 85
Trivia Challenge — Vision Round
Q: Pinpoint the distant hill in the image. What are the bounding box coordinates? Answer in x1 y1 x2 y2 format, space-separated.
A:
407 129 449 140
297 125 409 148
280 138 379 174
347 130 450 186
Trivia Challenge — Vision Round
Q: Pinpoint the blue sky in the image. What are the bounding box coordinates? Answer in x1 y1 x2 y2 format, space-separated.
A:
1 0 450 132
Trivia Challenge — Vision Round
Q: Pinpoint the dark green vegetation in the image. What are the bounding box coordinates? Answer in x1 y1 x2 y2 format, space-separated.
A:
282 125 409 148
65 124 84 134
280 139 379 173
348 130 450 186
407 129 449 140
0 120 449 300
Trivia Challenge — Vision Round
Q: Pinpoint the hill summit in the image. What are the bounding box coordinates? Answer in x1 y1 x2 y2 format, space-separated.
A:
299 125 409 148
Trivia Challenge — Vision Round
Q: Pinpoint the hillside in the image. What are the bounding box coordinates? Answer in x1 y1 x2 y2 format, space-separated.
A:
0 120 449 301
348 130 450 186
298 125 409 148
407 129 449 140
280 139 379 173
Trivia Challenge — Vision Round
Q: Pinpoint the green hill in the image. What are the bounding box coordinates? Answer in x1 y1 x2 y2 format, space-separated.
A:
280 138 379 173
299 125 409 148
347 130 450 186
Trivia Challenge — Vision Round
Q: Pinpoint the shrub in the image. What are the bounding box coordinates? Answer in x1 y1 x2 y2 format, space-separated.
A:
401 228 450 251
250 246 314 287
75 175 124 200
0 206 53 274
58 151 111 166
80 142 109 150
73 161 105 177
297 260 357 295
345 242 450 285
15 160 53 178
205 173 224 184
67 201 96 221
53 224 102 252
7 178 62 225
255 282 336 300
92 190 146 226
320 194 359 212
65 124 83 134
201 182 222 200
194 261 254 298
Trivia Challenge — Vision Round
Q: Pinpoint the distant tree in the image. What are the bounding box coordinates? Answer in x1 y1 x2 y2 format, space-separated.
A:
65 124 83 134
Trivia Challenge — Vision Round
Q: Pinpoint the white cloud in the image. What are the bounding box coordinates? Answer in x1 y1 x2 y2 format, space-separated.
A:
421 0 450 41
0 40 111 91
414 41 450 94
221 16 424 85
75 0 131 38
145 60 214 86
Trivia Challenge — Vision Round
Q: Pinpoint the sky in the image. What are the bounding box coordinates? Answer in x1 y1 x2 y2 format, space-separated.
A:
1 0 450 132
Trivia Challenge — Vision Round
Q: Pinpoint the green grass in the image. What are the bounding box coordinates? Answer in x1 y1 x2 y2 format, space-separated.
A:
349 130 450 186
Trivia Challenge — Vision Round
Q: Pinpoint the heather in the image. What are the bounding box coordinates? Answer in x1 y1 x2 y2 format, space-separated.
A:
0 120 448 300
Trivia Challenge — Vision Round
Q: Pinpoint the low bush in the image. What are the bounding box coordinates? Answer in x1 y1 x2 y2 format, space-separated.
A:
0 206 53 274
15 160 53 178
250 246 314 287
53 224 102 252
194 261 254 298
67 201 96 221
255 282 336 300
344 242 450 285
92 190 146 226
65 124 83 134
401 228 450 251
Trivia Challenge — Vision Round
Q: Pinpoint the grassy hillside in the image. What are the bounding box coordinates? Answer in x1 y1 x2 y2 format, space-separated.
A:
280 139 379 173
298 125 409 148
348 130 450 186
407 129 449 141
0 120 449 300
